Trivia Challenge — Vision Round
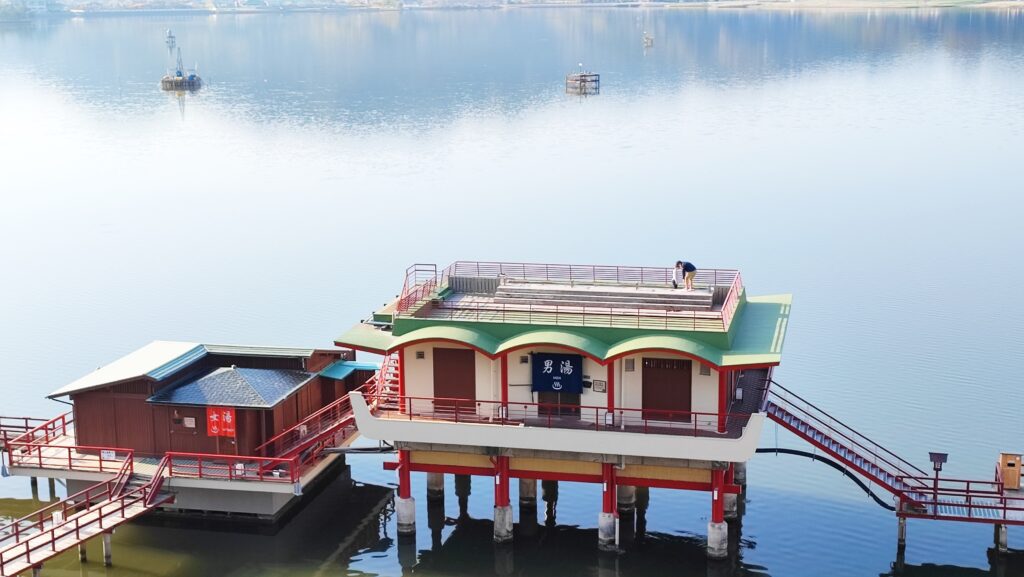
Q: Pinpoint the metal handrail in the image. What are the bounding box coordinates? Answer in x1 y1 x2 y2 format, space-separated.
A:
767 381 930 487
376 394 753 438
6 442 133 474
3 411 73 446
165 452 301 484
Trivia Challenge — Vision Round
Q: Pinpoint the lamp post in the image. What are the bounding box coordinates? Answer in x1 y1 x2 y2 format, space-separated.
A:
929 452 948 514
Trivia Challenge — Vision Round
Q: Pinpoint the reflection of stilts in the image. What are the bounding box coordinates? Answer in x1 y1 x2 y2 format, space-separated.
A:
542 480 558 527
166 29 176 54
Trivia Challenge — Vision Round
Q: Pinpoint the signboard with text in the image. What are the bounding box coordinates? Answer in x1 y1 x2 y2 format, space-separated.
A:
206 407 237 438
531 353 584 394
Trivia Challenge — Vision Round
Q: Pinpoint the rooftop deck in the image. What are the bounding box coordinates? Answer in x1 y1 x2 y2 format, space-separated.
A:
395 262 744 333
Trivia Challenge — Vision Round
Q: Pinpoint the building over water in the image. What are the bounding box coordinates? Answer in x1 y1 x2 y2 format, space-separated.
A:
335 261 792 557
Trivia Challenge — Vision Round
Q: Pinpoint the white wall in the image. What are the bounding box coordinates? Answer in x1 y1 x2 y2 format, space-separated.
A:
619 353 720 430
399 343 497 418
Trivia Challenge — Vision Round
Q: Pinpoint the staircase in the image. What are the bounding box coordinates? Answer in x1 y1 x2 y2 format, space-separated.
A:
255 356 396 461
764 382 1024 524
0 456 173 576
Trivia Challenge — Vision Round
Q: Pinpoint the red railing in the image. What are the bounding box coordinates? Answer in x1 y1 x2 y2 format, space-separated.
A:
0 478 170 575
0 416 49 442
394 261 745 332
375 395 753 439
895 475 1024 523
428 300 728 331
165 452 301 484
441 261 739 289
255 379 381 459
395 264 440 314
144 455 171 507
2 411 72 447
766 382 932 493
5 442 133 474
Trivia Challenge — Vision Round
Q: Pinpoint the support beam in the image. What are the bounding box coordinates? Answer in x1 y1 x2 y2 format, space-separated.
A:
708 468 727 560
897 517 907 550
32 564 42 577
426 472 444 502
102 532 113 567
599 463 618 551
78 542 87 562
47 477 56 501
397 449 415 535
494 456 512 543
717 368 729 434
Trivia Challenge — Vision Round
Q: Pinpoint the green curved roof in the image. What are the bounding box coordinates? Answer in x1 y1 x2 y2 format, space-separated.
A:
494 329 610 360
391 325 501 355
335 293 791 367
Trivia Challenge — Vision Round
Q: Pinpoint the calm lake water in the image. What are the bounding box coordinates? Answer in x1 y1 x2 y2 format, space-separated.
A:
2 7 1024 576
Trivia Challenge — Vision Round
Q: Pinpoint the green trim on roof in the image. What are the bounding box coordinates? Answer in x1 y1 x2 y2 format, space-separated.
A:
335 293 792 368
495 329 610 360
391 325 502 354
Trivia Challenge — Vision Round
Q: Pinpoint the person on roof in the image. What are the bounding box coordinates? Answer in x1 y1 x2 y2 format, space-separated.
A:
672 260 697 291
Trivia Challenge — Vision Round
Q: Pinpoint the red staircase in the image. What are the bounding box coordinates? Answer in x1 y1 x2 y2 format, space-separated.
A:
764 382 1024 525
255 355 396 461
0 456 173 577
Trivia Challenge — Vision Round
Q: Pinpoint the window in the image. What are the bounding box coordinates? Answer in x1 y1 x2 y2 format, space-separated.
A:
520 355 529 364
416 351 425 360
699 364 711 376
624 358 635 372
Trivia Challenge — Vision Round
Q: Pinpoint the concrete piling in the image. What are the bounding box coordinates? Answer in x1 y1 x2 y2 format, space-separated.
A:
616 485 636 513
47 478 57 501
32 564 43 577
493 505 514 543
396 496 416 535
102 532 113 567
30 476 39 501
598 512 618 552
707 521 728 560
723 493 738 520
426 472 444 502
995 523 1008 554
519 478 537 507
78 542 87 562
897 517 907 550
733 462 747 487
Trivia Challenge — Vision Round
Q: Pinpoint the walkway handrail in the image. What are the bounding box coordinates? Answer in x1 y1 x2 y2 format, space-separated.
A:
166 452 301 484
6 442 133 474
144 455 172 507
378 394 754 438
0 477 117 545
3 411 72 446
767 381 930 483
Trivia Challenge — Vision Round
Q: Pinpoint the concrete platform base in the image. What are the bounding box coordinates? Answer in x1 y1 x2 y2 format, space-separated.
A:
397 496 416 535
494 505 513 543
707 521 728 560
598 512 618 551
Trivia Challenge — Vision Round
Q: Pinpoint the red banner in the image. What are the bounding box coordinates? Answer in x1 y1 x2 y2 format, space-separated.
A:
206 407 236 438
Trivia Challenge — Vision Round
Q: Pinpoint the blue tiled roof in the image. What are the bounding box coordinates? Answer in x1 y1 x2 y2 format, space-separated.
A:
147 367 316 409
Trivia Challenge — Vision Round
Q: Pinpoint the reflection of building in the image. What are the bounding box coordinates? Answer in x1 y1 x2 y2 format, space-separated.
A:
337 261 791 558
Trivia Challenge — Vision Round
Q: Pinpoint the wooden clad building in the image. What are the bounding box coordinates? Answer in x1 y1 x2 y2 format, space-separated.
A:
49 341 372 457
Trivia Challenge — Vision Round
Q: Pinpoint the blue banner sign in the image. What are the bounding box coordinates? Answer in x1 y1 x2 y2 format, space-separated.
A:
531 353 584 393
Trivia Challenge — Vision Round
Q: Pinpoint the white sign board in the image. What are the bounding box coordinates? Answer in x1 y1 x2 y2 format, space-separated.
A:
183 417 196 429
100 450 116 461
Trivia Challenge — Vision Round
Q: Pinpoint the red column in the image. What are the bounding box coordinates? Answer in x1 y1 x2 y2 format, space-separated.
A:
495 456 510 507
500 354 509 420
602 463 617 514
398 449 411 499
717 368 729 434
397 347 407 414
606 362 616 413
711 468 725 523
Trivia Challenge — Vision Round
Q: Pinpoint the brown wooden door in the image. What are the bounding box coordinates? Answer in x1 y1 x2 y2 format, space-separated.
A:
537 392 581 417
642 358 692 421
432 348 476 413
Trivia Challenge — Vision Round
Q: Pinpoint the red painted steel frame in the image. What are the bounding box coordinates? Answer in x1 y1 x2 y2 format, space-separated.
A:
602 463 617 515
398 450 411 499
495 456 511 507
607 363 615 413
718 369 729 433
500 354 509 409
711 468 725 523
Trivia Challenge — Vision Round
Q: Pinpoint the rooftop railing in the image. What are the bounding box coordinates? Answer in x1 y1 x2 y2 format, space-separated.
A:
393 261 745 332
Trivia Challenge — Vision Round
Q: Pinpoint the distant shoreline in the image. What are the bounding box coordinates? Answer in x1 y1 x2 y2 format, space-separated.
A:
5 0 1022 22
